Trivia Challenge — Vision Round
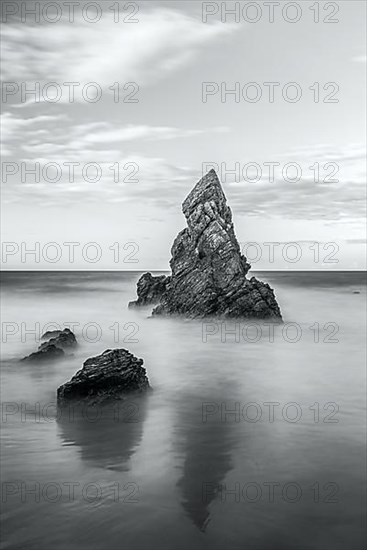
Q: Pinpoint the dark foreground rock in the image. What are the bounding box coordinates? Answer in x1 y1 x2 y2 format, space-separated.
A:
57 348 150 406
129 272 170 308
131 169 282 320
22 328 77 362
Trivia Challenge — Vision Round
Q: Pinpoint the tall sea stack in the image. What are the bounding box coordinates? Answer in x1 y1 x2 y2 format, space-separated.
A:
130 169 282 320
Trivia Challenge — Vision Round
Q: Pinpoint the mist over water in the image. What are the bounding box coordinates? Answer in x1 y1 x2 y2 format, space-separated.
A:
1 271 366 550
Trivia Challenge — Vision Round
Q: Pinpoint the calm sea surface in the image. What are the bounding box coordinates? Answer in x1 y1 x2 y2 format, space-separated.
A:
1 271 366 550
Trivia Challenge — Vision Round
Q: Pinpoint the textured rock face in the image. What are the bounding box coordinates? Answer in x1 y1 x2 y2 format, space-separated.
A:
22 328 77 362
129 272 170 308
40 328 77 350
57 349 150 406
41 328 75 341
132 169 282 320
22 344 65 363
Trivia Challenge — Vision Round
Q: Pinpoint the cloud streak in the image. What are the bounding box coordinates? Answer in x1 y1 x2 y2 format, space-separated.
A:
1 8 237 102
1 112 229 158
2 127 366 223
2 110 365 224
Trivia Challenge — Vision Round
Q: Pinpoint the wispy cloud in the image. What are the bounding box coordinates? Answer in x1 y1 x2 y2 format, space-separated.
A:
0 112 68 156
69 124 228 145
1 112 228 158
225 144 366 221
1 8 237 102
2 125 366 223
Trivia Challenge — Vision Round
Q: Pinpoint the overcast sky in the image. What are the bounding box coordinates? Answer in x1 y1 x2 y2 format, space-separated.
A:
1 0 366 270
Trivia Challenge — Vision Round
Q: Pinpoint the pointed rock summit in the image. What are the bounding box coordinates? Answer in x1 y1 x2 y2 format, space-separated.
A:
130 169 282 319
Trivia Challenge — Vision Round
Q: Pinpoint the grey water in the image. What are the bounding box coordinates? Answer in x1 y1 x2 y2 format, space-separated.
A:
0 271 366 550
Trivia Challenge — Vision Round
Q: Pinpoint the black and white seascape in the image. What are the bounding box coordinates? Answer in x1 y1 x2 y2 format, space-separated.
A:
1 2 366 550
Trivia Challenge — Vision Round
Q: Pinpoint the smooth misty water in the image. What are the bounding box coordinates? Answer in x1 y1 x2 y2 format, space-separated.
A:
0 271 366 550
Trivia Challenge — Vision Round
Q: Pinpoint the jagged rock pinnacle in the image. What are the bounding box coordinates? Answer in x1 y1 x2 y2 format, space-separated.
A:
130 170 282 320
182 169 227 218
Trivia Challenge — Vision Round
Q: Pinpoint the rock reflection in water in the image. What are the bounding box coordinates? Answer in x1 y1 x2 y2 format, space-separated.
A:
57 396 149 471
175 393 238 532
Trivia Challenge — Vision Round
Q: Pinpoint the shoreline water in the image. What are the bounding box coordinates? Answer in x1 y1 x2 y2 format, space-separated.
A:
1 270 366 550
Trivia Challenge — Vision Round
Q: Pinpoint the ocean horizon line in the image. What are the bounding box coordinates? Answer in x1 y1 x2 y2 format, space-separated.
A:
1 269 366 273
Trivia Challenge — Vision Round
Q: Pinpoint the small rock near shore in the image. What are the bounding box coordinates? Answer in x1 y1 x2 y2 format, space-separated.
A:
57 348 150 406
21 328 77 362
22 344 65 363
